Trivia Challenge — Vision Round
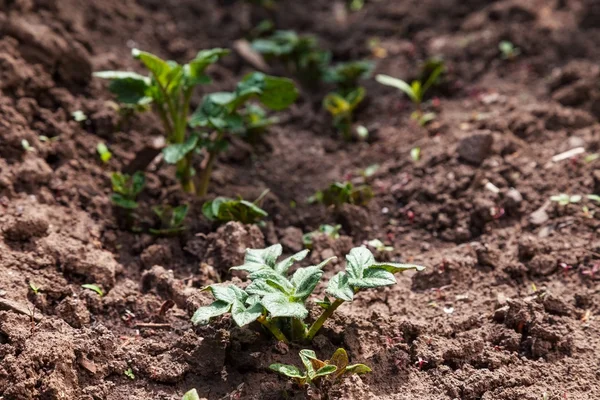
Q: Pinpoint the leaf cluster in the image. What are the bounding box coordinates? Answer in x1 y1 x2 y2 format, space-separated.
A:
323 88 366 141
202 197 268 225
192 244 423 343
309 181 373 207
111 171 145 209
252 30 331 84
150 204 189 235
270 348 370 386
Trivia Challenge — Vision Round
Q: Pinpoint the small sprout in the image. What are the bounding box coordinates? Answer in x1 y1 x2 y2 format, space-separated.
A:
21 139 34 152
302 224 342 248
203 190 268 225
97 143 112 163
309 181 373 207
414 111 436 126
29 282 40 295
82 284 104 296
376 59 445 116
367 239 393 252
182 389 201 400
270 348 370 387
582 206 595 219
192 244 424 343
410 147 421 161
550 194 582 206
72 110 88 122
323 88 365 141
111 171 145 209
499 41 520 60
39 135 59 143
124 368 135 380
150 204 189 236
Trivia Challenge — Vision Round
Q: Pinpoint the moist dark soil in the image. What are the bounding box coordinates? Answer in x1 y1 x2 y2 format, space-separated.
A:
1 0 600 399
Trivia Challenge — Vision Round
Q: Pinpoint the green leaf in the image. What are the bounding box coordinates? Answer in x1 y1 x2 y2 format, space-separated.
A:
375 74 419 103
231 300 263 327
191 300 231 325
238 72 298 111
163 134 199 164
345 363 372 374
185 48 229 86
275 249 310 275
326 271 354 301
269 363 306 379
108 77 152 105
349 268 396 288
245 279 282 296
345 246 375 280
131 172 146 196
291 266 324 301
202 197 267 224
82 283 104 296
182 389 201 400
299 349 318 373
94 71 150 84
313 364 337 379
111 193 138 209
371 262 426 273
261 293 308 319
248 269 295 294
171 204 189 226
204 285 238 304
231 244 283 273
132 49 172 83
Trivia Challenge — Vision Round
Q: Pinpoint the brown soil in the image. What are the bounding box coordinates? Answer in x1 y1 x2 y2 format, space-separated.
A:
1 0 600 399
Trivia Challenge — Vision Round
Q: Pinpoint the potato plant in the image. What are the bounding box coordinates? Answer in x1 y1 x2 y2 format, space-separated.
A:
302 224 342 248
150 204 189 236
323 61 373 140
270 348 370 386
192 244 424 343
111 171 145 209
202 195 268 225
95 49 297 196
252 30 331 86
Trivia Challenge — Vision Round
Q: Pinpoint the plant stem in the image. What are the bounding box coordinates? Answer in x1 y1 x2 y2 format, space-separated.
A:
196 131 224 197
306 299 345 340
258 316 288 343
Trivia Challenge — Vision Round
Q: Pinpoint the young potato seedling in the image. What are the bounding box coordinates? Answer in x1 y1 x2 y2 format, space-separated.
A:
95 48 229 194
270 348 370 387
202 194 268 225
323 87 366 141
192 244 424 343
302 224 342 248
376 59 444 122
111 171 145 210
252 30 331 85
309 181 374 207
323 61 373 140
150 204 189 236
367 239 393 252
96 49 296 196
324 61 374 95
188 72 298 195
29 282 40 295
